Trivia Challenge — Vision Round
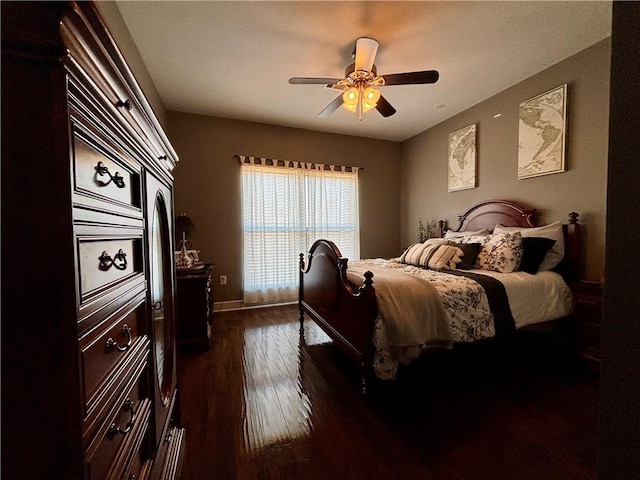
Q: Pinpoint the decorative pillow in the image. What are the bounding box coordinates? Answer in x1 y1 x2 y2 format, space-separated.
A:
444 228 490 239
400 243 427 265
450 234 491 246
475 232 523 273
519 237 556 274
400 239 449 265
494 221 564 271
451 242 482 270
427 245 464 270
400 240 463 270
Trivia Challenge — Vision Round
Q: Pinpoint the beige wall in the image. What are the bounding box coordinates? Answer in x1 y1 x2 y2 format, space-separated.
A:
95 1 168 128
99 0 609 294
400 39 610 280
167 113 401 302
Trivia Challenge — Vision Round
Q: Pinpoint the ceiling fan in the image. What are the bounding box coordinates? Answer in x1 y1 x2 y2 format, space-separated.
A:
289 37 439 120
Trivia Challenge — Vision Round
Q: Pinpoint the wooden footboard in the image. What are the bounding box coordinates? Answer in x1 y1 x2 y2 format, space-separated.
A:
299 240 377 371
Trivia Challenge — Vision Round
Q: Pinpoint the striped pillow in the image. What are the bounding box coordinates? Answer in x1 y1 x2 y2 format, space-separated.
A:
399 241 444 265
400 243 427 265
400 239 463 270
427 245 464 270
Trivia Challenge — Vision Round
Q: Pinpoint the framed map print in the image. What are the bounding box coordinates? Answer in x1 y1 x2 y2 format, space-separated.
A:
518 84 567 179
448 123 477 192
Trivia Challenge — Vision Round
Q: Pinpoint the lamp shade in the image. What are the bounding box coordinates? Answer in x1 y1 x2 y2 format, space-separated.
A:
354 37 379 72
175 213 195 236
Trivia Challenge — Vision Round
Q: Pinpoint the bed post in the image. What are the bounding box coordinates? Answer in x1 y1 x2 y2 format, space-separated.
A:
564 212 581 282
299 252 305 325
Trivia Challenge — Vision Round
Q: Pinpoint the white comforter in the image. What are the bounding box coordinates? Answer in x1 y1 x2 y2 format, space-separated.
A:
347 259 574 379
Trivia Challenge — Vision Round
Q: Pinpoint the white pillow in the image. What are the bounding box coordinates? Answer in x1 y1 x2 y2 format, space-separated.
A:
444 228 490 239
493 221 564 271
476 232 523 273
449 234 491 246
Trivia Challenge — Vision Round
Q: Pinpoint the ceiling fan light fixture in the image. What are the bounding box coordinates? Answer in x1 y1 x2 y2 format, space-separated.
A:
341 85 380 118
342 87 359 112
362 87 381 111
290 37 438 120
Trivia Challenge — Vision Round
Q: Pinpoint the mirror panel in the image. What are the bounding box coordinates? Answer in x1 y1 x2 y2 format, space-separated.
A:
150 193 173 405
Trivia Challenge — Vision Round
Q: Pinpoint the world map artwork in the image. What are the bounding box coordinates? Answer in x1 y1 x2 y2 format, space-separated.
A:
448 123 476 191
518 85 567 179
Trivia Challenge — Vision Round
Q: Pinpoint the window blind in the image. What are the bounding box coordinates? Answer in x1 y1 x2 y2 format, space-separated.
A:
240 155 359 305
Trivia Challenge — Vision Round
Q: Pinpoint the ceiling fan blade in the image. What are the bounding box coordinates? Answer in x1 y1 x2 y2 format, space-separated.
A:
289 77 343 85
354 37 379 72
381 70 439 86
376 95 396 117
318 95 344 118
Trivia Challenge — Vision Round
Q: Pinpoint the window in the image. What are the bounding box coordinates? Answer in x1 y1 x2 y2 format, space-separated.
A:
240 156 359 305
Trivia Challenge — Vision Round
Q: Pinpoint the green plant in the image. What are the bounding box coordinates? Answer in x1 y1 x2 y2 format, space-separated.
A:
417 217 426 242
417 217 438 242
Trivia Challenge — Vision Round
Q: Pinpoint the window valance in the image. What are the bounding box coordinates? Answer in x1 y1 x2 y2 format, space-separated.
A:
236 155 361 173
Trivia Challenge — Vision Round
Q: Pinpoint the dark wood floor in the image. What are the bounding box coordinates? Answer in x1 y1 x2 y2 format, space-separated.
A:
177 305 598 480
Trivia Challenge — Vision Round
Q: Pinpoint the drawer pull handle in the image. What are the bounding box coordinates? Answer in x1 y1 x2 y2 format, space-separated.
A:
107 399 136 439
106 324 132 352
95 161 126 188
158 155 167 161
116 98 133 111
99 249 128 271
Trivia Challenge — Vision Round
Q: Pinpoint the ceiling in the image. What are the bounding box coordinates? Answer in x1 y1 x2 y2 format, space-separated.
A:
115 1 611 142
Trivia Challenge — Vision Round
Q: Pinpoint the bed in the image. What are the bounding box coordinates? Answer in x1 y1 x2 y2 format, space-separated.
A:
298 199 581 383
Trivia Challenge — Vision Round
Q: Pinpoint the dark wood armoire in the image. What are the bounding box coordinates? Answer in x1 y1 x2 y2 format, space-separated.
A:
2 2 185 478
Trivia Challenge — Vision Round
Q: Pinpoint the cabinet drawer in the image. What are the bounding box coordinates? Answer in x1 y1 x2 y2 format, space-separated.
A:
153 427 186 480
580 321 601 346
82 335 150 443
87 398 151 480
121 408 154 480
64 35 173 169
125 455 153 480
78 236 143 302
80 298 146 418
72 124 142 215
85 354 150 480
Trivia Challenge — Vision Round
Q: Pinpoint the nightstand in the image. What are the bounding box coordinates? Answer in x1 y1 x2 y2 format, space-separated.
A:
570 280 603 372
176 264 213 349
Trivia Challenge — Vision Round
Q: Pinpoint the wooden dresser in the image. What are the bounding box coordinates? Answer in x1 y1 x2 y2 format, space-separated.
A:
571 280 604 372
2 2 184 479
176 265 214 349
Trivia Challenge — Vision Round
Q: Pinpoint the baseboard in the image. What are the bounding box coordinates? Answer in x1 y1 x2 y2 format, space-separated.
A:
213 300 296 312
213 300 244 312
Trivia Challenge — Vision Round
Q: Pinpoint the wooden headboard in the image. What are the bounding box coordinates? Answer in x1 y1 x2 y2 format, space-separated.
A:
438 199 581 281
451 199 536 233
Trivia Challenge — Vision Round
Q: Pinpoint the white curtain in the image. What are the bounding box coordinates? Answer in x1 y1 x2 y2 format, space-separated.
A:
240 156 359 305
